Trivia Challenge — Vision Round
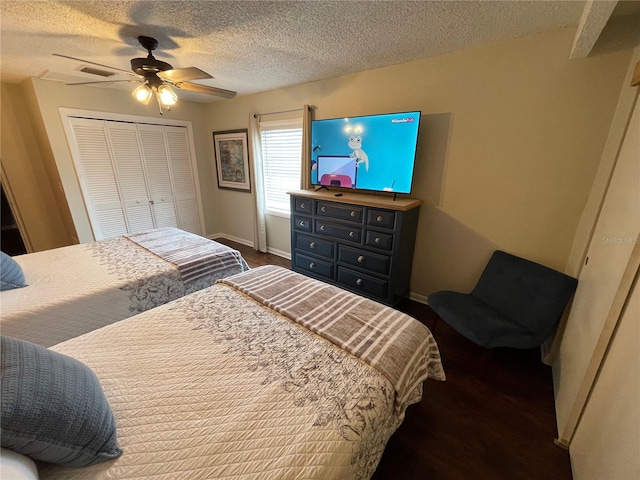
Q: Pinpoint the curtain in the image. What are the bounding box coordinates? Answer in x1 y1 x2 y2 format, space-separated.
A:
248 113 267 252
300 104 312 190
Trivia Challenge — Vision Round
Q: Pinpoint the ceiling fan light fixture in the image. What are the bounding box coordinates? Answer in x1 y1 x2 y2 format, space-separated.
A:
157 84 178 106
132 84 153 104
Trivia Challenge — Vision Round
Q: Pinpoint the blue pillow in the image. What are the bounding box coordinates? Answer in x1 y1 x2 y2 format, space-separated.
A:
0 336 122 467
0 251 26 290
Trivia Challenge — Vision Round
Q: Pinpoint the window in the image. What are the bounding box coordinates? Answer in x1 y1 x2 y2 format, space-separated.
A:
260 118 302 216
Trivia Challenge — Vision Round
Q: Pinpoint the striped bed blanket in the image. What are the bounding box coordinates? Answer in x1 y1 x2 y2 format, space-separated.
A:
126 228 249 285
220 265 446 412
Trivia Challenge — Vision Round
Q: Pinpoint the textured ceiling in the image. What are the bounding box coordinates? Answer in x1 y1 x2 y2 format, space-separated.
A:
0 1 633 102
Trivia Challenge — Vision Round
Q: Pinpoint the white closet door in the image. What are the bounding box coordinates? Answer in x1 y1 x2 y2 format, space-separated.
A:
165 126 201 234
137 124 178 228
69 118 127 240
555 97 640 442
105 122 154 233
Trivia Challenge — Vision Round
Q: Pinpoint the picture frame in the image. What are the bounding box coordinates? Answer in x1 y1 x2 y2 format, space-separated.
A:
213 129 251 192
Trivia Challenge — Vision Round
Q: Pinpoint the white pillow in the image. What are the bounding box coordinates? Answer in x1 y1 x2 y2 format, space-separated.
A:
0 448 39 480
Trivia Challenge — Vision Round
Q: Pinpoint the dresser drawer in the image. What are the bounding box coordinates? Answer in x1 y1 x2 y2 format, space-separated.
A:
337 267 388 299
316 220 361 242
316 201 363 223
293 215 312 232
365 230 393 250
294 197 313 214
367 209 395 229
339 245 390 276
296 233 334 259
295 253 334 280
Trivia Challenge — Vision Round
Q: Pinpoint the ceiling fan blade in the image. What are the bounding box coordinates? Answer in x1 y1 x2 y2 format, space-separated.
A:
158 67 213 82
66 79 142 86
174 81 237 99
52 53 139 77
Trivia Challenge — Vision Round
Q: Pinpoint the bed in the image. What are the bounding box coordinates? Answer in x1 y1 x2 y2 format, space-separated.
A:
0 227 249 347
14 265 445 480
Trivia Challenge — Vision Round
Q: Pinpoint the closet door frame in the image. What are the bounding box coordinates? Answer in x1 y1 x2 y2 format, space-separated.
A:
59 108 206 240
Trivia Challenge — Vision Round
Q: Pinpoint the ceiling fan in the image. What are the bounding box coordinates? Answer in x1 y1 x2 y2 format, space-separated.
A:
53 36 236 113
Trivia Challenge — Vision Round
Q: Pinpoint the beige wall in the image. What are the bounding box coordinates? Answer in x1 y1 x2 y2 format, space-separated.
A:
1 83 71 251
205 27 631 296
24 77 217 243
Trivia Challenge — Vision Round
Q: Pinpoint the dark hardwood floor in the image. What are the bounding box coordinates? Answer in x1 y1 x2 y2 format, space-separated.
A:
218 238 573 480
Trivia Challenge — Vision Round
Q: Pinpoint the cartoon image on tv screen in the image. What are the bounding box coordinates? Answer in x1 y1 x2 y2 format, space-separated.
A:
311 111 420 194
348 135 369 171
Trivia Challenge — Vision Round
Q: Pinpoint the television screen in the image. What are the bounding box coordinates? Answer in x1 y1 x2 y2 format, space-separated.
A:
311 111 421 194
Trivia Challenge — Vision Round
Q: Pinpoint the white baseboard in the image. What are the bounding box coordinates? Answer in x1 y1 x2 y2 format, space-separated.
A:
409 292 429 305
208 233 254 248
208 233 291 261
267 247 291 260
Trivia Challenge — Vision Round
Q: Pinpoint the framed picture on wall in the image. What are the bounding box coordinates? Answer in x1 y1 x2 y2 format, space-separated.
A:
213 129 251 192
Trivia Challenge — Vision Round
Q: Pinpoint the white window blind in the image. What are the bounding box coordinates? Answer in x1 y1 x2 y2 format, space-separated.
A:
260 119 302 215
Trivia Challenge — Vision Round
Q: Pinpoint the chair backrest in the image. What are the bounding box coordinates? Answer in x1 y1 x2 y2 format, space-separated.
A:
472 251 578 339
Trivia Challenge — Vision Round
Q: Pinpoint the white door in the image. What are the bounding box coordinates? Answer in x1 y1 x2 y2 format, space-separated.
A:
105 122 155 233
569 276 639 480
555 97 640 441
137 124 178 229
69 118 128 239
67 116 203 240
165 126 201 234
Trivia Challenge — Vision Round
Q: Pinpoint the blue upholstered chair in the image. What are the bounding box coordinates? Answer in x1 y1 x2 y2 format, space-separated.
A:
427 250 578 349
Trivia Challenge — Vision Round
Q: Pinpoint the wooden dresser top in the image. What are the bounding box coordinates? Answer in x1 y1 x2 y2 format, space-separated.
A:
287 189 422 212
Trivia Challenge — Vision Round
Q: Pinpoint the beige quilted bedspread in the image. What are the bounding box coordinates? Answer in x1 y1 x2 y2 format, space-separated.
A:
0 234 248 347
38 279 444 480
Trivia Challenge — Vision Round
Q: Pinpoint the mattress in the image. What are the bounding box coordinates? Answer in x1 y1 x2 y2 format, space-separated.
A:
0 228 249 347
38 266 445 480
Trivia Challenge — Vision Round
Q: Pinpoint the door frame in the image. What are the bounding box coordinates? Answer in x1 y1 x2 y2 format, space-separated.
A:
0 163 33 252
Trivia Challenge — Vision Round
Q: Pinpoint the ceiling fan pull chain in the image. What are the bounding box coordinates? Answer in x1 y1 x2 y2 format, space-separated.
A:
156 92 164 115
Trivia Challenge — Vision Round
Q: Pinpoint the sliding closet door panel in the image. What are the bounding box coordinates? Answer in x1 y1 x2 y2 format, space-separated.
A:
165 126 201 234
137 124 178 229
138 125 174 200
69 118 127 240
152 201 178 228
105 122 154 233
555 98 640 441
176 198 200 234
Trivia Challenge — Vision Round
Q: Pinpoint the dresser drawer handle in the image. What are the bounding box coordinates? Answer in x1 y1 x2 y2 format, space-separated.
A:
309 262 316 270
300 202 306 209
350 211 356 217
309 242 316 249
356 278 363 286
374 237 381 244
376 215 383 222
320 225 325 231
349 231 355 237
299 221 306 227
357 255 365 263
321 206 326 212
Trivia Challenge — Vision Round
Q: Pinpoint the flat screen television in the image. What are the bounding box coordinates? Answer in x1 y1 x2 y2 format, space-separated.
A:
311 111 421 194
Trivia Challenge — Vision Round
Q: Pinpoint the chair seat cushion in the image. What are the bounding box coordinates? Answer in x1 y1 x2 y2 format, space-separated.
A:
428 291 542 349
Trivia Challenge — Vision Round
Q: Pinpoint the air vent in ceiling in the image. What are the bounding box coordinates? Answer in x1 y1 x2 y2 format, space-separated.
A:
79 66 115 77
